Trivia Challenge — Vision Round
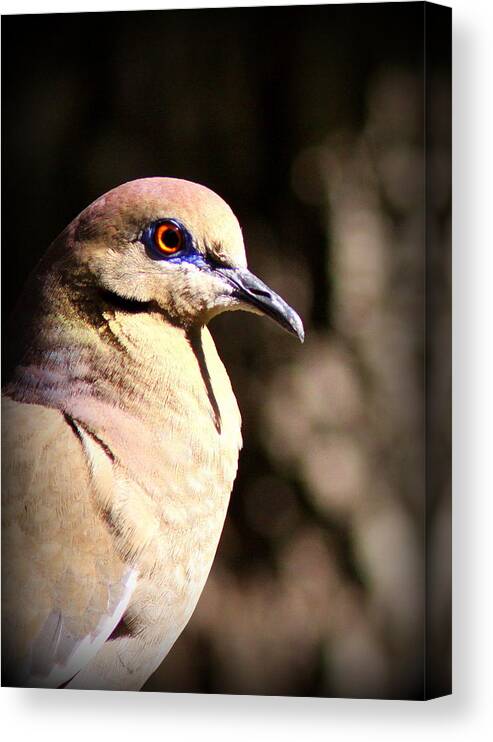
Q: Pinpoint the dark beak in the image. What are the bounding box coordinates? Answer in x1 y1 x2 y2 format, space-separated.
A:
218 267 304 342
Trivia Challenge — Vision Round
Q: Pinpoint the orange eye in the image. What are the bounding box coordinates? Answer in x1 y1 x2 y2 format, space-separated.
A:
154 221 184 255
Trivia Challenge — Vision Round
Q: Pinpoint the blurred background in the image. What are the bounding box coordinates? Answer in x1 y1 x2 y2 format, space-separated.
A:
2 3 451 699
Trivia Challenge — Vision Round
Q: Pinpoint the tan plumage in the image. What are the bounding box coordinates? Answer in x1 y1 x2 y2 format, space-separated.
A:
2 178 303 690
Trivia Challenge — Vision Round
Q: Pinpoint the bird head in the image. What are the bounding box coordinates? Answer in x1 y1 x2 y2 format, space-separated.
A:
51 178 304 341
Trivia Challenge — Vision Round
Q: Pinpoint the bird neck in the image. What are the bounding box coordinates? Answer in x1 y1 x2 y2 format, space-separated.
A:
4 274 232 439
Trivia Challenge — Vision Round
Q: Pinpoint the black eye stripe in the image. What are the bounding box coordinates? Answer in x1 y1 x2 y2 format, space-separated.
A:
140 220 233 271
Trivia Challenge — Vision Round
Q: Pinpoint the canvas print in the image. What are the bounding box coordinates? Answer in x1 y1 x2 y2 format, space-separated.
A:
1 2 451 699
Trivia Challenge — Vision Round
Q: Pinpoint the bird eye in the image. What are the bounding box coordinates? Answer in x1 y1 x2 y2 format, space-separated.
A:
154 221 184 255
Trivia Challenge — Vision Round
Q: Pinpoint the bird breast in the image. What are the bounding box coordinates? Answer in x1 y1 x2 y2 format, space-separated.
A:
3 308 243 677
61 311 242 591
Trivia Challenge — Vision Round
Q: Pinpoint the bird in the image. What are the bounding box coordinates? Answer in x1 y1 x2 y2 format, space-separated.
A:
1 177 303 691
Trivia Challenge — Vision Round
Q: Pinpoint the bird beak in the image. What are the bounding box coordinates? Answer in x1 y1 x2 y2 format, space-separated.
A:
217 267 304 342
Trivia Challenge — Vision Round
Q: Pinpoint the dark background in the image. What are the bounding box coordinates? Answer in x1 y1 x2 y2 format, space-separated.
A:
2 2 451 698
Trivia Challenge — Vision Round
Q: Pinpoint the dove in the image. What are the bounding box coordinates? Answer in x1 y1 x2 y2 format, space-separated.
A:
2 177 303 691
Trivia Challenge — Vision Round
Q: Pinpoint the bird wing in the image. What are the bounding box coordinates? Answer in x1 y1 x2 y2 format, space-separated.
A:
1 396 137 688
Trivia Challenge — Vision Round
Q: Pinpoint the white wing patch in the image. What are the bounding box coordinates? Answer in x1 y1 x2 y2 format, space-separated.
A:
26 568 138 689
